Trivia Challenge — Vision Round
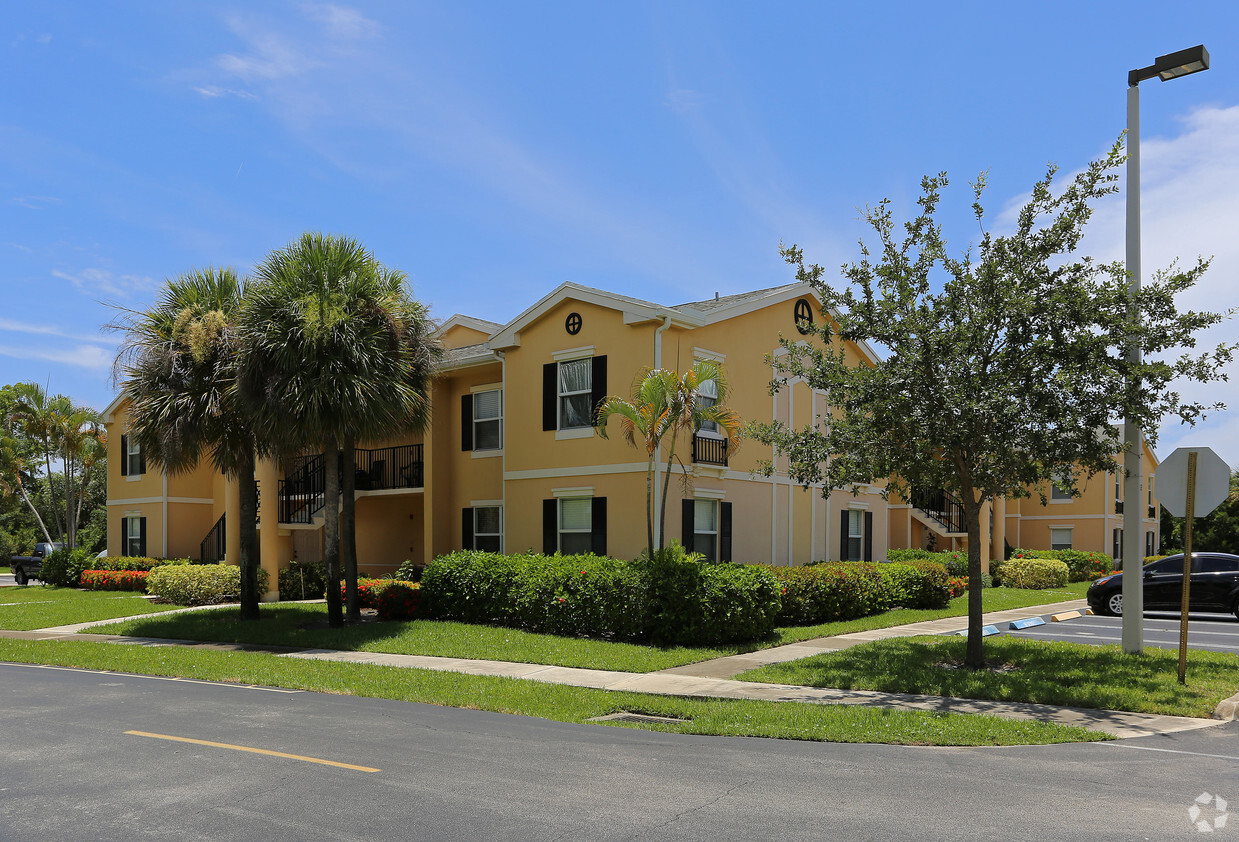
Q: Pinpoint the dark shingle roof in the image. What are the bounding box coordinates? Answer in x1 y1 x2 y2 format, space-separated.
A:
673 283 799 312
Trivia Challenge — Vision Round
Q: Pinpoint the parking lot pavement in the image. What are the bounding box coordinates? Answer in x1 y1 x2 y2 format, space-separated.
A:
1004 612 1239 655
0 572 17 587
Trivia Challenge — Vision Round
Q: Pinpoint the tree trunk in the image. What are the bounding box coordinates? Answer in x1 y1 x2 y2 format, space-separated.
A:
16 476 55 545
657 437 680 552
323 439 343 627
342 439 360 623
45 447 63 542
645 454 655 561
65 453 75 550
236 448 261 621
963 495 985 669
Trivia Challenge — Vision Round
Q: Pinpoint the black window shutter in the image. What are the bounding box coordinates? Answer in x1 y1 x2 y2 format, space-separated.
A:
543 499 557 554
139 517 148 558
138 449 146 475
462 508 474 550
461 394 474 451
117 520 125 557
840 510 848 560
591 497 607 556
863 512 873 562
120 435 128 476
543 363 557 431
681 499 695 553
591 355 607 425
720 502 732 562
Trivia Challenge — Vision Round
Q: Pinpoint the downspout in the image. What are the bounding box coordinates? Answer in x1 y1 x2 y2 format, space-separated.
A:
496 349 507 553
652 315 672 549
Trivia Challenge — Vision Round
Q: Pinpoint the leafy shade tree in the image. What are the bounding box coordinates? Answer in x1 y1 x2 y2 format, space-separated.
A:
749 141 1234 668
597 360 742 559
239 232 438 627
113 268 266 619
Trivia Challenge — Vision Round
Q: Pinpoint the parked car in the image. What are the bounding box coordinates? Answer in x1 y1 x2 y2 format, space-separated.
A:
9 542 64 586
1087 553 1239 618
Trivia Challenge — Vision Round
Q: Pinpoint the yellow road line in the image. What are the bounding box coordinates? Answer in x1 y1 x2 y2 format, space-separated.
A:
124 730 380 772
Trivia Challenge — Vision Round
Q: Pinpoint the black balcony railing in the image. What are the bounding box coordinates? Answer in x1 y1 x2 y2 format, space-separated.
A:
692 435 728 467
1149 505 1157 519
278 444 424 524
1115 500 1124 515
200 513 225 564
911 487 966 534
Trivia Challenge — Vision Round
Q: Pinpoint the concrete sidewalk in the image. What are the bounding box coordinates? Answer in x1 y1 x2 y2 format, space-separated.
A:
3 597 1227 740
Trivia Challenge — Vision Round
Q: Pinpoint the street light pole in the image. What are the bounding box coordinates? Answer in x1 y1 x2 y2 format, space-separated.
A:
1122 45 1210 655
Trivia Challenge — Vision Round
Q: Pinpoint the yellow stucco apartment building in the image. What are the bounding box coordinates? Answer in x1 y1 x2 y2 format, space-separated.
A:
104 281 1160 597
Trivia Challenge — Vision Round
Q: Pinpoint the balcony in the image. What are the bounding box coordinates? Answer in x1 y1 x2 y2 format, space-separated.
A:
692 435 728 467
278 444 424 525
1115 500 1124 515
910 487 966 535
1149 505 1157 519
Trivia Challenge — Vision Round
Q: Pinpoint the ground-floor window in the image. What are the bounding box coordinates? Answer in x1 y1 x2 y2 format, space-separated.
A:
463 506 503 553
1050 527 1073 551
693 500 719 562
840 508 872 561
1113 528 1123 561
542 496 606 556
125 515 146 557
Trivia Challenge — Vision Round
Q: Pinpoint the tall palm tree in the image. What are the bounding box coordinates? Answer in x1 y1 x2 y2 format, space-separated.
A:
58 405 104 550
239 232 438 626
657 360 742 550
112 267 266 619
8 383 70 542
596 368 679 561
0 429 56 545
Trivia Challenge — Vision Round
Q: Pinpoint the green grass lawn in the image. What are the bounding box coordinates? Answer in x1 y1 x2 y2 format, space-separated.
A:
0 637 1105 746
89 583 1089 673
0 586 182 630
739 635 1239 719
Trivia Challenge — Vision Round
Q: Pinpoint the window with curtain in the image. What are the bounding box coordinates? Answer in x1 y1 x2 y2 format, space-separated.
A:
474 506 502 552
693 499 719 561
1050 527 1073 551
559 498 592 554
847 510 863 561
558 359 592 430
473 389 502 450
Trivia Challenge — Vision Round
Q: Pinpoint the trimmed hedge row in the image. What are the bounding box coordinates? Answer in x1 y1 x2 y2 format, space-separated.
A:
40 550 192 588
769 560 952 626
993 557 1069 589
147 564 270 606
80 569 150 592
1007 548 1113 582
419 549 781 645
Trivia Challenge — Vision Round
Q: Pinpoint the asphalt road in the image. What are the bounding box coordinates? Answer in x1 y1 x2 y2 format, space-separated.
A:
1007 612 1239 655
2 661 1237 840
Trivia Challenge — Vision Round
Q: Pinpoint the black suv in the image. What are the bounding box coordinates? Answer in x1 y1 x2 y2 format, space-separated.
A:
1087 553 1239 618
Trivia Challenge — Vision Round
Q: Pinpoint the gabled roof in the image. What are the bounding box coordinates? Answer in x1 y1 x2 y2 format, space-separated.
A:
434 314 503 338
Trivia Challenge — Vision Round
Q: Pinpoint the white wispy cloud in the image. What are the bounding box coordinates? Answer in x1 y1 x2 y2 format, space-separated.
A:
0 318 117 347
0 344 112 371
52 267 160 299
194 85 258 101
302 3 379 40
9 195 61 210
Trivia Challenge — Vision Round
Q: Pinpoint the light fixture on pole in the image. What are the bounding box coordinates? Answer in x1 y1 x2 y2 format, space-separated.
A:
1122 44 1209 655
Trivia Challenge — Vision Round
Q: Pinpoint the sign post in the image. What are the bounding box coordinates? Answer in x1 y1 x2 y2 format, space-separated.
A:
1157 446 1231 683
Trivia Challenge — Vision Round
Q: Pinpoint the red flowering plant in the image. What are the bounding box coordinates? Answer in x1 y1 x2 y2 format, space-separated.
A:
80 569 150 592
377 582 419 621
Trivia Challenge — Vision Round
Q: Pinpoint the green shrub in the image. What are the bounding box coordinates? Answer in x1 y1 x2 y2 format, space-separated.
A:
38 548 95 587
278 561 328 601
646 556 781 645
769 562 888 626
93 556 187 573
999 557 1068 589
1007 548 1113 582
895 559 952 608
394 559 425 582
377 582 420 621
147 563 270 606
885 548 932 563
420 551 528 626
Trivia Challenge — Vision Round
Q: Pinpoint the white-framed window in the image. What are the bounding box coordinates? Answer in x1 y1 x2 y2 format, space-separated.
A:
125 515 145 557
1050 468 1073 501
127 438 144 476
1114 473 1123 504
558 359 593 430
473 506 502 553
847 509 864 561
696 375 719 435
1113 528 1123 561
473 389 502 451
1050 527 1073 551
559 497 593 554
1145 530 1155 557
693 499 719 562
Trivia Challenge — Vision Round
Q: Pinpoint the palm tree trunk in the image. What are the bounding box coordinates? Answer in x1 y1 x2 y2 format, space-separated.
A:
65 451 75 550
645 454 655 560
16 477 55 545
323 438 343 627
237 448 261 621
342 438 360 623
657 437 681 551
44 447 63 542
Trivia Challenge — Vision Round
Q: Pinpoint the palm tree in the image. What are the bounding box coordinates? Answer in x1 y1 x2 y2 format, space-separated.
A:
656 360 742 550
112 267 266 619
239 232 438 626
596 368 679 561
0 429 56 545
8 383 69 542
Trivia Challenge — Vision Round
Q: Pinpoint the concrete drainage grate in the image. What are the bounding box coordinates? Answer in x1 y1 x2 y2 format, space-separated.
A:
590 711 690 725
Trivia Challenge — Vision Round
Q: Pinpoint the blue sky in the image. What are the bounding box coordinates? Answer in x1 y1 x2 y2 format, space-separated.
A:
3 2 1238 467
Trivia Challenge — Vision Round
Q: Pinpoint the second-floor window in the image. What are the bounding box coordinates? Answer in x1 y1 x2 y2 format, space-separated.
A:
558 359 593 429
696 376 719 435
1050 467 1073 500
473 389 502 450
120 435 145 477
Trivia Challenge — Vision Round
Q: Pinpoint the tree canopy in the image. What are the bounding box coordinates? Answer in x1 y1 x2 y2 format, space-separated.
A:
750 140 1234 668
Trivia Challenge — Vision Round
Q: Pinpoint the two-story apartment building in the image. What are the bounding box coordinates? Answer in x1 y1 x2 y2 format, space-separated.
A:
105 281 892 598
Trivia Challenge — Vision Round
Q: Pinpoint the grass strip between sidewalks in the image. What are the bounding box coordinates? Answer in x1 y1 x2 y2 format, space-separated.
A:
739 636 1239 719
88 582 1092 673
0 638 1105 746
0 588 181 630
